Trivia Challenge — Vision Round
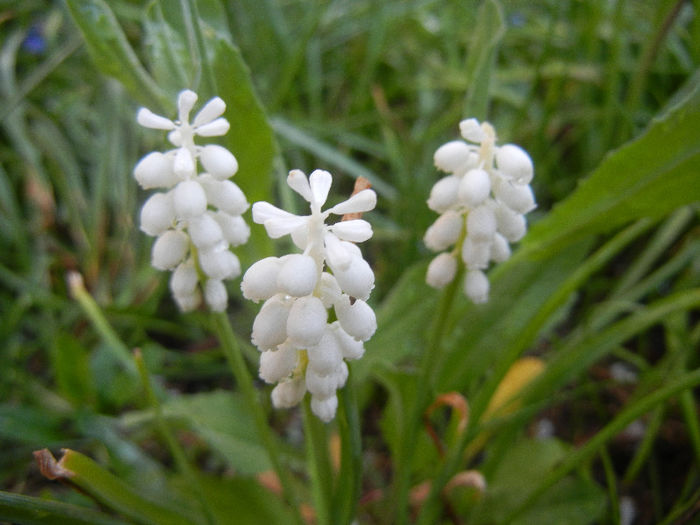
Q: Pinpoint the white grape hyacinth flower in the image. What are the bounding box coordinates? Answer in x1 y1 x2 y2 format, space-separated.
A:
424 118 536 303
134 90 250 312
242 170 377 422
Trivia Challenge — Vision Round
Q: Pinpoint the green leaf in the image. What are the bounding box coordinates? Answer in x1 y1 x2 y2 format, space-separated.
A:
64 0 167 110
524 82 700 258
50 333 96 407
0 489 126 525
462 0 505 119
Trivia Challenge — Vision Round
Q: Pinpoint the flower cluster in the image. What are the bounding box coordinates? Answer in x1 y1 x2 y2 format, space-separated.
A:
134 90 250 312
424 118 536 303
242 170 377 422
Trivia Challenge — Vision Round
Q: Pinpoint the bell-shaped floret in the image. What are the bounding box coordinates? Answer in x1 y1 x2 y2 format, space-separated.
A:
490 232 511 263
458 168 491 208
427 175 461 213
189 213 224 250
140 192 175 236
426 252 457 289
307 327 343 375
459 118 486 143
152 230 189 270
319 272 342 308
173 180 207 219
328 189 377 216
252 295 291 351
174 291 201 312
332 322 365 360
199 245 240 280
204 279 227 312
493 178 536 214
287 296 327 348
200 145 238 180
259 343 298 384
465 270 489 304
200 178 248 216
496 144 534 184
466 205 497 242
461 236 490 270
173 147 196 178
306 368 338 399
324 234 360 272
332 255 375 301
170 258 198 297
241 257 282 302
277 254 319 297
433 140 472 174
310 394 338 423
335 295 376 342
213 211 250 246
134 152 178 189
495 205 527 242
271 379 306 408
424 210 463 251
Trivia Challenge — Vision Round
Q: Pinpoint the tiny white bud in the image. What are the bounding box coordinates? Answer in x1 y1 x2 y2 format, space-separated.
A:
307 328 343 375
332 322 365 360
252 295 291 351
193 97 226 127
335 295 377 341
259 343 298 384
328 189 377 215
332 256 375 301
319 272 342 308
152 230 189 270
173 147 195 178
466 205 497 242
277 254 319 297
174 291 201 312
201 179 248 215
310 394 338 423
241 257 282 302
287 296 328 348
461 236 490 270
173 180 207 219
140 192 175 236
427 175 461 213
200 144 238 180
490 232 511 263
271 379 306 408
199 246 240 280
496 144 534 184
213 211 250 246
170 259 198 297
330 219 373 243
177 90 198 120
433 140 472 174
459 118 486 143
133 152 178 189
458 168 491 208
495 205 527 242
204 279 227 312
424 210 463 252
306 368 338 399
195 118 230 137
464 270 489 304
426 252 457 289
137 108 175 130
493 178 536 214
188 213 224 250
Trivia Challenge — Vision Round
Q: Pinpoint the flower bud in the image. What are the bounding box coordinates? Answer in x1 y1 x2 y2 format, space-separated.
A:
310 394 338 423
173 147 196 177
459 118 486 143
490 232 511 263
495 205 527 242
496 144 534 184
306 369 338 398
427 175 460 213
493 178 536 214
424 210 463 251
173 180 207 219
188 213 224 250
134 152 178 189
200 144 238 180
433 140 472 173
140 192 175 236
271 379 306 408
461 236 490 270
213 211 250 246
252 295 291 351
307 328 343 376
287 296 327 348
332 322 365 360
193 97 226 127
204 279 228 312
335 296 377 342
170 259 198 297
465 270 489 304
152 230 189 270
202 179 248 215
174 291 201 312
277 254 318 297
319 272 342 308
426 252 457 289
259 343 298 384
458 168 491 208
242 257 282 302
332 256 375 301
199 246 240 280
466 205 497 242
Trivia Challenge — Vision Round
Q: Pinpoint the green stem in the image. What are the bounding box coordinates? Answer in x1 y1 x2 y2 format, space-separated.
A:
393 261 464 525
302 400 333 525
211 312 305 525
134 350 217 525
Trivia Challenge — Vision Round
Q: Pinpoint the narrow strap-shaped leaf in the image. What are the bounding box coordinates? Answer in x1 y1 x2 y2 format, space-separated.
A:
0 490 126 525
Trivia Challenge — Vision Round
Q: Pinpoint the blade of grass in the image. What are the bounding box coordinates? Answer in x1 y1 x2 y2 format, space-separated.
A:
0 490 126 525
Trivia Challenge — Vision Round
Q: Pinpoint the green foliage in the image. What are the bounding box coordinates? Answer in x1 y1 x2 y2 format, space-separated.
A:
1 0 699 524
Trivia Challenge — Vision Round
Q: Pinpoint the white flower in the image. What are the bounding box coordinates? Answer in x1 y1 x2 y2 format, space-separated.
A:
134 90 249 312
243 170 377 421
423 118 536 303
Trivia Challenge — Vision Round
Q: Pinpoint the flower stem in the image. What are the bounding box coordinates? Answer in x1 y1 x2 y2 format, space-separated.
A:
302 399 333 525
134 349 218 525
212 312 305 525
393 262 464 524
